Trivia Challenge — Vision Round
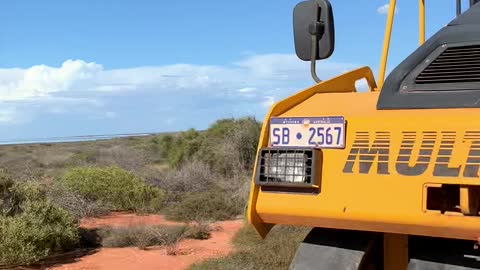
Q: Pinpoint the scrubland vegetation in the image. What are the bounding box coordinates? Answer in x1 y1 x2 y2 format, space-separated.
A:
190 225 310 270
0 117 306 269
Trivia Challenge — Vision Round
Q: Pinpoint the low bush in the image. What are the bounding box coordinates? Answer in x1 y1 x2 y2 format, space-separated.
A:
0 199 79 266
59 166 164 213
0 169 20 216
1 177 47 217
96 145 150 172
186 223 212 240
155 117 261 173
66 150 98 166
195 117 261 177
189 225 310 270
165 191 240 222
156 160 217 193
100 225 188 250
47 182 111 220
157 129 204 168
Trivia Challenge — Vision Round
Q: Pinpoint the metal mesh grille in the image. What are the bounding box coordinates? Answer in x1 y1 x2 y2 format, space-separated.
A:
416 44 480 84
258 148 313 185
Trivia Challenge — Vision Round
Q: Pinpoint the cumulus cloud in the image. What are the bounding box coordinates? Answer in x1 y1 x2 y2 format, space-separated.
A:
377 4 398 15
0 54 359 130
0 60 102 101
0 55 356 102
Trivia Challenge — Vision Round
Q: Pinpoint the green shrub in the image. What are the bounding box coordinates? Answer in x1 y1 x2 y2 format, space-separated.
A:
0 169 20 216
157 129 204 168
13 180 45 202
165 191 240 222
0 200 79 266
59 166 164 212
189 225 310 270
196 117 261 176
67 150 98 166
155 117 261 173
1 176 47 217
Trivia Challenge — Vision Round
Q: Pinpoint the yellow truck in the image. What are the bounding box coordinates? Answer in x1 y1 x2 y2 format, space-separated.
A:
247 0 480 269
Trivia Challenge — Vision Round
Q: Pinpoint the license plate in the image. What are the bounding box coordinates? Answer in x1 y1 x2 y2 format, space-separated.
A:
269 116 345 149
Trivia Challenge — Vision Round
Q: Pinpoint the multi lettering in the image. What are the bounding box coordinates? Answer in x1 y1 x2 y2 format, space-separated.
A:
395 131 435 176
343 131 480 178
343 132 390 174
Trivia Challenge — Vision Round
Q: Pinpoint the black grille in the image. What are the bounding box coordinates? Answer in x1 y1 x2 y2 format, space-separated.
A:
416 44 480 84
256 148 315 187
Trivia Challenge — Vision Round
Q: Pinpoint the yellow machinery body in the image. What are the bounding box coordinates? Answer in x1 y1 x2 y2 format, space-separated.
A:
247 0 480 256
247 67 480 242
247 0 480 268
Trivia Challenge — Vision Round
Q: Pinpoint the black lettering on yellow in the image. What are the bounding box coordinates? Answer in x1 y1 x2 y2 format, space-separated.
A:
464 131 480 178
343 132 390 175
396 132 435 176
433 132 461 177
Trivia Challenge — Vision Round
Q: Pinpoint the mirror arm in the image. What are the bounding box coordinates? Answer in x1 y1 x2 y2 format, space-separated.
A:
310 34 322 83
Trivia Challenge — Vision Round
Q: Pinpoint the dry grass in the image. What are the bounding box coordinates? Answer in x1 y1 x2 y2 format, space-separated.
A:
185 222 212 240
96 145 151 172
154 160 218 193
0 135 161 181
99 225 190 251
46 182 111 220
189 224 310 270
98 223 212 254
164 191 240 223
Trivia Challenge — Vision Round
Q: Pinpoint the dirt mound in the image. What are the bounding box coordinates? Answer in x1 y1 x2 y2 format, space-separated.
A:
48 213 243 270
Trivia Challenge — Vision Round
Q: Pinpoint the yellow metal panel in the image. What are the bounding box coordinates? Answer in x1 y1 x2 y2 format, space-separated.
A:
247 67 480 241
419 0 425 45
378 0 397 88
247 67 377 238
379 0 426 87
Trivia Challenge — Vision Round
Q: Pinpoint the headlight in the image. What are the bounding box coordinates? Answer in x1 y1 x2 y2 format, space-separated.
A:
265 153 308 183
256 148 321 188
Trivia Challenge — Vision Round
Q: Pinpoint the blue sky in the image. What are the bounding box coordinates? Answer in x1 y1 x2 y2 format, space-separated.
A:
0 0 469 141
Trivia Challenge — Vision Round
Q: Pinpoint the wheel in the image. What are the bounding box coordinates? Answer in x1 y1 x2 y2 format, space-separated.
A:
289 228 382 270
408 236 480 270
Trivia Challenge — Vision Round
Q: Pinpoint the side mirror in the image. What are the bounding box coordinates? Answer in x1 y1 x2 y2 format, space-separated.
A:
293 0 335 61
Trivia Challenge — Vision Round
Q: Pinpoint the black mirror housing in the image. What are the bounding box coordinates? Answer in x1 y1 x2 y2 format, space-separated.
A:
293 0 335 61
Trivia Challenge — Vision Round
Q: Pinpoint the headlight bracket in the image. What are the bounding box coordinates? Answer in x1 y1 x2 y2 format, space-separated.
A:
254 147 322 190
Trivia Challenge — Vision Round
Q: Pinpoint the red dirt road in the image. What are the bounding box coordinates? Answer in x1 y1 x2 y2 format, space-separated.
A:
48 213 243 270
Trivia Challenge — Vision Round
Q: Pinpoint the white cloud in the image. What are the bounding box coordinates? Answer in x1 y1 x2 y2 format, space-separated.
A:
0 60 102 101
238 87 256 93
377 4 398 15
0 55 356 101
262 96 275 108
0 54 359 125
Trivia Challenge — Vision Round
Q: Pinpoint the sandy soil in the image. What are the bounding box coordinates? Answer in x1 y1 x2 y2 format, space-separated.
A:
47 213 243 270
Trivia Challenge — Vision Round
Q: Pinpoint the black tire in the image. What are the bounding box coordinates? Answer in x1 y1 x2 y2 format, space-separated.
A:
408 236 480 270
289 228 382 270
